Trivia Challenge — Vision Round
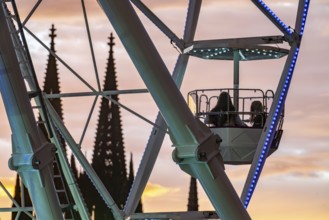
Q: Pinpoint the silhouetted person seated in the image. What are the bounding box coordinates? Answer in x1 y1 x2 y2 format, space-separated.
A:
208 92 244 127
250 100 266 128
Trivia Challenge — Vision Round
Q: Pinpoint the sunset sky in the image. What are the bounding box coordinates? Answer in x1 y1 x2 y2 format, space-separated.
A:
1 0 328 219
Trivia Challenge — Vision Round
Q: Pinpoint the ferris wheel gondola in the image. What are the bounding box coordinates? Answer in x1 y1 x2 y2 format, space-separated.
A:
185 40 289 165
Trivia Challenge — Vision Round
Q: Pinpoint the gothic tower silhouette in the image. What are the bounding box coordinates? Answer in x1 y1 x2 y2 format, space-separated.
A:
84 33 129 220
41 24 79 219
128 153 143 213
187 177 199 211
43 25 64 125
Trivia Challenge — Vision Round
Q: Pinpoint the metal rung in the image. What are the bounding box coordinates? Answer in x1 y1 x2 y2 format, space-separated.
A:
19 60 29 65
14 45 25 50
32 106 41 109
9 30 20 35
60 204 73 209
56 189 66 193
5 14 16 19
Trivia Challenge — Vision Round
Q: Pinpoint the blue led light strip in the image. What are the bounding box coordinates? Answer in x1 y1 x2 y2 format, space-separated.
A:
244 47 299 208
255 0 293 35
298 0 310 36
243 0 310 208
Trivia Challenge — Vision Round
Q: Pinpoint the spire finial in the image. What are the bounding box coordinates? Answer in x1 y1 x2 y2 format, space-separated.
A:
49 24 56 52
49 24 56 39
108 32 115 48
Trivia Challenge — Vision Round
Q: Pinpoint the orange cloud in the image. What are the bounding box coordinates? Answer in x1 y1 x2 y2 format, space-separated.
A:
0 177 15 199
143 182 179 198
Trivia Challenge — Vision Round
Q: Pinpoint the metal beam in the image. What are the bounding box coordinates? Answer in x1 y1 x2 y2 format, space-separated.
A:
43 89 148 98
48 115 91 220
123 1 202 215
0 5 63 219
44 99 124 220
130 0 184 50
184 35 285 52
22 0 42 26
294 0 310 37
241 0 310 207
0 181 34 218
97 0 250 219
251 0 293 39
233 50 239 110
130 211 219 220
241 43 299 208
2 3 90 217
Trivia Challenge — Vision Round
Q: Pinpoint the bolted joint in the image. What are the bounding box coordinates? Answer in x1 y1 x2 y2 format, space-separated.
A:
215 135 222 144
285 31 302 46
32 158 41 169
172 133 222 163
197 151 207 161
31 142 56 170
9 142 56 171
196 134 222 163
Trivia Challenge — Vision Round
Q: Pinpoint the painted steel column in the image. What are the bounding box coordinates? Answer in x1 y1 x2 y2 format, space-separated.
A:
2 6 90 218
0 6 63 220
233 50 239 111
124 1 201 216
97 1 250 219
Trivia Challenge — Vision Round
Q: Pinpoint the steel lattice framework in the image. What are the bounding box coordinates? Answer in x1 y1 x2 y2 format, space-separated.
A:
0 0 309 219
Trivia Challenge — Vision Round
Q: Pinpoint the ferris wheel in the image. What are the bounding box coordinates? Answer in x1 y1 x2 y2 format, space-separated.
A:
0 0 310 220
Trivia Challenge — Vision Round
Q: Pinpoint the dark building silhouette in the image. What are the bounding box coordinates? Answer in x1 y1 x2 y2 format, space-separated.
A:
81 33 131 220
42 24 65 149
41 24 73 219
187 177 199 211
70 154 79 180
12 27 143 219
128 153 143 213
42 24 80 220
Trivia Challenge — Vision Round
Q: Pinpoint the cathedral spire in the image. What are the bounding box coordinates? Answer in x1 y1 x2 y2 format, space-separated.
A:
88 33 128 220
42 25 81 219
187 177 199 211
103 32 117 91
128 153 143 213
43 24 63 121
